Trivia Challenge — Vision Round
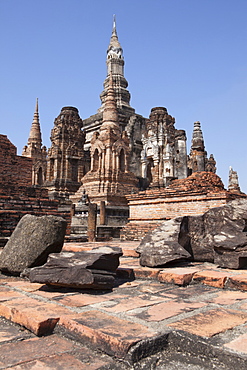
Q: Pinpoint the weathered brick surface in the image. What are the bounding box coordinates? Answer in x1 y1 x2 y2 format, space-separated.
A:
0 194 71 237
0 135 32 190
0 135 72 238
224 332 247 354
227 274 247 291
0 296 74 336
122 172 246 240
59 310 157 358
132 301 206 322
0 251 247 365
168 308 247 337
192 269 232 288
0 335 85 368
158 267 200 286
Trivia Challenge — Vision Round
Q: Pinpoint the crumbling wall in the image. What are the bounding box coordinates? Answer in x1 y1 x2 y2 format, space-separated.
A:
121 172 246 241
0 135 71 243
0 134 32 189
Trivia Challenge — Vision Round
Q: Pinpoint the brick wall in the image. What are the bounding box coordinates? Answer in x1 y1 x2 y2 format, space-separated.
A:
121 172 246 241
0 135 72 243
0 135 32 190
0 190 72 239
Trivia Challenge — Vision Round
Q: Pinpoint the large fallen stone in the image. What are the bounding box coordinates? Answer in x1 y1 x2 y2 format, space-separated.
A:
137 198 247 269
29 246 123 289
0 214 67 275
136 218 192 267
179 198 247 268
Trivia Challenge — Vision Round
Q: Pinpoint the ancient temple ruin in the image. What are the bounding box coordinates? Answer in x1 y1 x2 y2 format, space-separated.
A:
23 18 219 197
16 18 245 240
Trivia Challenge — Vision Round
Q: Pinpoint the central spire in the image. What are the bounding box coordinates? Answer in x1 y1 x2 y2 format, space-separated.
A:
112 14 117 35
99 17 135 114
107 14 123 63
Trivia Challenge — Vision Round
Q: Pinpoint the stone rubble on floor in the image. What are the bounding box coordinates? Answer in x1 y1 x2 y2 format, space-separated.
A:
0 241 246 369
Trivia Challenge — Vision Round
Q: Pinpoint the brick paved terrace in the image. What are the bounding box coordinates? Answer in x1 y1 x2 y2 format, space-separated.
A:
0 241 247 369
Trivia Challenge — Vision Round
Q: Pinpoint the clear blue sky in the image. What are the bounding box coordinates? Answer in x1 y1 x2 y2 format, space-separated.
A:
0 0 246 192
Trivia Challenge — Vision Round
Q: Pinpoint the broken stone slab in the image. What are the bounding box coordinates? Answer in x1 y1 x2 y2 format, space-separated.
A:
29 246 123 289
179 198 247 268
214 248 247 269
137 198 247 269
0 214 67 275
136 218 191 267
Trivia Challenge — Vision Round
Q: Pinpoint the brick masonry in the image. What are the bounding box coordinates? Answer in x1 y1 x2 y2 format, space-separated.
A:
0 135 72 239
121 172 246 240
0 134 32 191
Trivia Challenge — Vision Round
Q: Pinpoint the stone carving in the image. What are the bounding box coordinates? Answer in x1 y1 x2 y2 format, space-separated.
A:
45 106 85 196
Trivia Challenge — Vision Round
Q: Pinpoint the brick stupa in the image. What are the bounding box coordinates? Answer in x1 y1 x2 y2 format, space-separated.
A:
71 73 138 206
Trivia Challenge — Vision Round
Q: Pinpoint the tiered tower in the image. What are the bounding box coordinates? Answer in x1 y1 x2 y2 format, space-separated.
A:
22 99 47 185
45 106 85 197
82 16 146 177
99 16 135 115
72 73 138 205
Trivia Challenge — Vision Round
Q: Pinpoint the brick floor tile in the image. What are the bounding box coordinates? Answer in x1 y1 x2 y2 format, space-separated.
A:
7 353 111 369
227 274 247 291
168 308 247 337
54 293 115 307
115 280 142 289
5 281 44 292
159 285 215 300
101 295 165 313
0 286 25 301
131 300 205 321
206 290 247 305
120 258 140 266
33 285 69 299
133 266 162 279
192 270 231 288
224 332 247 353
0 297 76 336
138 282 171 294
63 245 93 252
0 319 30 343
0 276 20 283
59 310 157 358
239 302 247 310
158 267 200 286
0 335 78 368
121 248 139 257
